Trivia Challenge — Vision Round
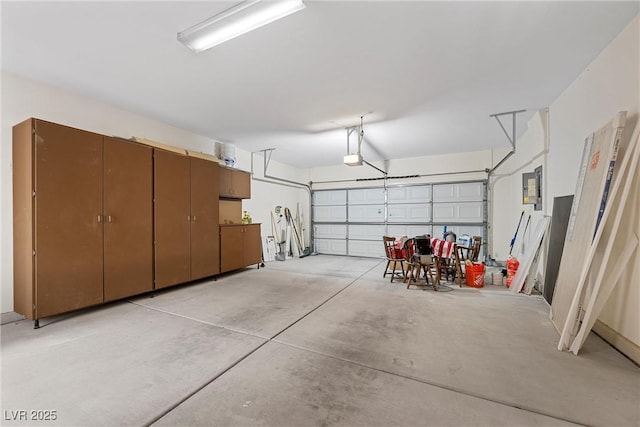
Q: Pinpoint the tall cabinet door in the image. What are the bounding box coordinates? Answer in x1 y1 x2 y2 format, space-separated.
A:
154 149 191 289
103 138 153 301
190 158 220 279
34 120 104 318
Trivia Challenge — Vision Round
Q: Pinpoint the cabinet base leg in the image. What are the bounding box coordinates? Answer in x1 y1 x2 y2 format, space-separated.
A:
150 292 155 299
34 319 40 329
260 262 265 268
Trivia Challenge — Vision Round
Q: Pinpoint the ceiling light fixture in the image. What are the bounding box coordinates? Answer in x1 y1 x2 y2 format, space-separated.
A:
343 124 364 166
178 0 306 52
343 153 363 166
343 122 363 166
343 115 386 175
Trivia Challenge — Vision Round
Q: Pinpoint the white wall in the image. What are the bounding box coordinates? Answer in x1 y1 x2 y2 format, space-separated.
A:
491 110 549 262
548 15 639 354
0 71 308 313
491 15 639 356
243 151 311 246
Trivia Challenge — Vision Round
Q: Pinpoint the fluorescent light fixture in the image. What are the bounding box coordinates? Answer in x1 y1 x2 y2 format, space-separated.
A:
343 153 363 166
178 0 306 52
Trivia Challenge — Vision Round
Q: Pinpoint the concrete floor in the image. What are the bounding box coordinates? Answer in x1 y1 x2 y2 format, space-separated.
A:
1 255 638 426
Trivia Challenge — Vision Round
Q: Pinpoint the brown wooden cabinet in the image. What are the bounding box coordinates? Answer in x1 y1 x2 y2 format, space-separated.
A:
220 224 262 273
219 167 251 199
13 119 154 322
154 149 191 289
103 137 154 301
13 118 226 324
190 157 220 279
154 150 220 288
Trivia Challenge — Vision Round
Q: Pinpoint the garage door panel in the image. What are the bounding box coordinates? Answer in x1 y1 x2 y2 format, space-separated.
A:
315 239 347 255
433 182 484 202
314 190 346 205
387 225 433 238
388 204 431 222
433 204 456 221
348 224 385 240
349 240 384 257
314 224 347 239
349 205 384 222
458 182 484 200
433 202 483 222
314 206 347 222
312 181 484 259
433 184 456 201
459 202 483 221
388 185 431 203
348 188 385 204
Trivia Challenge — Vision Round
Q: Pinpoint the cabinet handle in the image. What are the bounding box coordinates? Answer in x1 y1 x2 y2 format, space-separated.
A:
193 215 197 222
107 215 112 223
97 214 102 223
187 215 191 221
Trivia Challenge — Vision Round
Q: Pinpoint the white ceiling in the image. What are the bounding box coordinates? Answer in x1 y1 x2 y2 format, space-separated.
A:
2 1 638 168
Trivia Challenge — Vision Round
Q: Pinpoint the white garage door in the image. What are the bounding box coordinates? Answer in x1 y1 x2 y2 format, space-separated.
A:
312 181 486 258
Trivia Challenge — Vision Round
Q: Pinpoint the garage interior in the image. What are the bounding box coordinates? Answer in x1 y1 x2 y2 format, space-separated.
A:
2 256 638 426
1 1 639 426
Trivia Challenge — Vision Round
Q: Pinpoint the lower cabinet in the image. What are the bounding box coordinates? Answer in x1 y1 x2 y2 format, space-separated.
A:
220 224 262 273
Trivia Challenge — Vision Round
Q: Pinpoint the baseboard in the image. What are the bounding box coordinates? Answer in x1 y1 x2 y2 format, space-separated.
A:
1 311 26 325
592 319 640 365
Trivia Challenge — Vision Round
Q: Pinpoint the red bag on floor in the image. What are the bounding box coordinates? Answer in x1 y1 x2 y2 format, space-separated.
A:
506 256 519 288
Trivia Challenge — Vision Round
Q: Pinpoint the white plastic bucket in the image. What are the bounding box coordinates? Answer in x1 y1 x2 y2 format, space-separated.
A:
221 143 236 167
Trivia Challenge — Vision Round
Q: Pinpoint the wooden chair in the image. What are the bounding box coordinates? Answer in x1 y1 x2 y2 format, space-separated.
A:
383 236 405 282
404 238 437 290
470 235 482 262
431 238 464 287
450 244 465 287
402 238 420 286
